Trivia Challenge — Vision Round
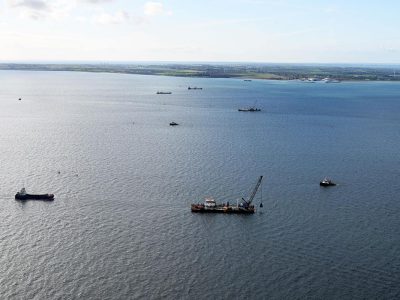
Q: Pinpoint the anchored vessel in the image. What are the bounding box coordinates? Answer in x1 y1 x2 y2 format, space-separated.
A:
238 107 261 112
191 176 263 214
15 188 54 201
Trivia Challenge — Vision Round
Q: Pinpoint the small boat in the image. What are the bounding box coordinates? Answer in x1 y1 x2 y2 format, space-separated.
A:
243 79 252 82
169 122 179 126
15 188 54 200
156 91 172 94
188 86 202 90
320 178 336 187
238 107 261 112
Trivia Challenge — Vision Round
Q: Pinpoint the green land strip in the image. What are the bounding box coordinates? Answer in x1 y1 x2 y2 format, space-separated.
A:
0 63 399 81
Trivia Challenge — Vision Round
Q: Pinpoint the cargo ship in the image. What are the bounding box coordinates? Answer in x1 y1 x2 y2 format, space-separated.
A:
191 176 263 214
15 188 54 201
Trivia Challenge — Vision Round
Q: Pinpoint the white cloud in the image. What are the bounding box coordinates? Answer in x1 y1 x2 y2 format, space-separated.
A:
7 0 49 10
93 11 130 24
7 0 50 19
78 0 115 3
144 2 164 16
5 0 171 24
6 0 116 20
7 0 76 20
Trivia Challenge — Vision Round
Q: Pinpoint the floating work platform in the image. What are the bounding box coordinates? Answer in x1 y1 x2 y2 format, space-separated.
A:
191 176 263 215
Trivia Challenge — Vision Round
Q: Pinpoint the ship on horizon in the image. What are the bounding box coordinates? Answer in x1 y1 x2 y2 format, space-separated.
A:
238 107 261 112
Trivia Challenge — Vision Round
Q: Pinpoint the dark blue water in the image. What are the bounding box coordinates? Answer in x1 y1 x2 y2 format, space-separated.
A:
0 71 399 299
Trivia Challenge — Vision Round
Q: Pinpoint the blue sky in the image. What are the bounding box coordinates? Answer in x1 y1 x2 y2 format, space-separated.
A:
1 0 399 63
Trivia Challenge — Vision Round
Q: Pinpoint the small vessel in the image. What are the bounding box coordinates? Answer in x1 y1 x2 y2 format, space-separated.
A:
156 91 172 94
169 122 179 126
238 107 261 112
191 176 263 214
243 79 252 82
188 86 202 90
320 178 336 187
15 188 54 201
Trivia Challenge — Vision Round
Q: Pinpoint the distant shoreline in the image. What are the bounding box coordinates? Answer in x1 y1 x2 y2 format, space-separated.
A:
1 63 400 81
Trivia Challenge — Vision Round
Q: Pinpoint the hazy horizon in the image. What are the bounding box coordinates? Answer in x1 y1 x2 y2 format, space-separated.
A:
1 0 400 64
1 60 400 68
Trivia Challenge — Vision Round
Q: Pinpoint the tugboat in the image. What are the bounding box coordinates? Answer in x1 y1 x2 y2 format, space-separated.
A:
320 178 336 187
191 176 263 214
15 188 54 200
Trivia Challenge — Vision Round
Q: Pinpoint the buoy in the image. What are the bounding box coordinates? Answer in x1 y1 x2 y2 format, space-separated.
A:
260 203 263 208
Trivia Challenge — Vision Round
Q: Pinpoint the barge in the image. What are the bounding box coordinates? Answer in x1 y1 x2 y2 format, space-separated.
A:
191 176 263 214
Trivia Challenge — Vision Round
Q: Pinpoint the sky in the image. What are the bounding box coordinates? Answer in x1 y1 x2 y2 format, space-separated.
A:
1 0 400 63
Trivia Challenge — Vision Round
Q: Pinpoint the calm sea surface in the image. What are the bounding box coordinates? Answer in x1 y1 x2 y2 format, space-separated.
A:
0 71 399 299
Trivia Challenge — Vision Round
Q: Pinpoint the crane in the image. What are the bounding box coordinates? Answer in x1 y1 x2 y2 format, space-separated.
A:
241 176 263 207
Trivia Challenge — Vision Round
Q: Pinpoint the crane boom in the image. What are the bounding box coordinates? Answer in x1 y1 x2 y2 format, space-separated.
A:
243 176 263 205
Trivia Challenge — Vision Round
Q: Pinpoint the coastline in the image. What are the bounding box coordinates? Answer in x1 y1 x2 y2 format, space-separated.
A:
1 63 400 82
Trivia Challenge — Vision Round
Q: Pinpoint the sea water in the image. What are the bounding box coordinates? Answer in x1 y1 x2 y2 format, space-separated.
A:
0 70 399 299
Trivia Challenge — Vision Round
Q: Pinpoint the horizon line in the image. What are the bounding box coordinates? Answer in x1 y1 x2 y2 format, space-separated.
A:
1 60 400 67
